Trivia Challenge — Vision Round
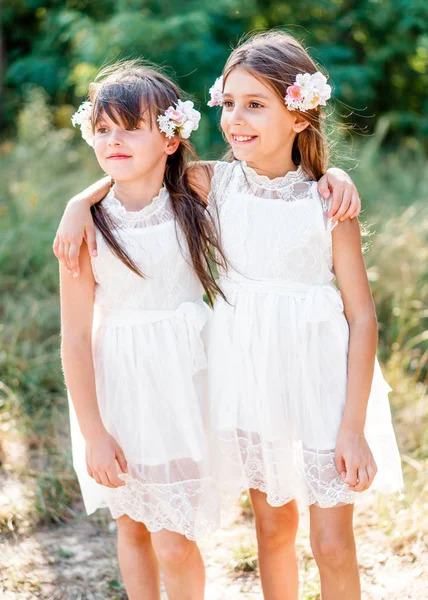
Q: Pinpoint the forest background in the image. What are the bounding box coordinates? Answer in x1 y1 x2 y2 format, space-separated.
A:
0 1 427 599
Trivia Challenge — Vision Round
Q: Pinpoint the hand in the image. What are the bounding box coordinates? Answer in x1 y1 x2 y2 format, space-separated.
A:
53 198 97 277
318 168 361 222
335 426 377 492
85 431 128 488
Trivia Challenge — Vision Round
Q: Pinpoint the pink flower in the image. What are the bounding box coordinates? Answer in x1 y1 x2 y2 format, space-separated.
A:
284 71 332 112
165 107 186 126
286 85 303 102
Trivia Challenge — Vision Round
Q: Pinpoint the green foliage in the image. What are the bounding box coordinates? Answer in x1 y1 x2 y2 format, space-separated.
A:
229 539 258 573
2 1 428 148
0 90 99 529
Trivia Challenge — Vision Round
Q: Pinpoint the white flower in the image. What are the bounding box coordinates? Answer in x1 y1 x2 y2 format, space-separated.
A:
285 71 332 112
310 72 331 105
157 100 201 140
207 76 224 107
71 101 94 146
295 73 312 89
179 120 195 139
157 114 176 138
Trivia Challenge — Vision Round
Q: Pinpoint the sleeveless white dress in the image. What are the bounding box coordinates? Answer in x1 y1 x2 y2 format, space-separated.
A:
68 187 219 540
208 160 403 508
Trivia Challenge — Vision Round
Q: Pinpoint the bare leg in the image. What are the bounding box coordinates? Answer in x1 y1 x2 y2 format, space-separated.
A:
151 530 205 600
310 504 360 600
116 515 161 600
250 489 299 600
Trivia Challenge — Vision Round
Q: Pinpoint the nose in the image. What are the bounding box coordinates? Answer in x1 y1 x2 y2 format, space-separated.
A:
107 129 123 146
228 105 245 127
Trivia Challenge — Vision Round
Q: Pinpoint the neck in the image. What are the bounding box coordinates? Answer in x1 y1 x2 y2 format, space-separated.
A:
113 171 166 211
246 139 297 179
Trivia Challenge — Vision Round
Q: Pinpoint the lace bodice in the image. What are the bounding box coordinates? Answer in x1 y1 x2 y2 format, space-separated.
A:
208 161 335 285
91 189 203 310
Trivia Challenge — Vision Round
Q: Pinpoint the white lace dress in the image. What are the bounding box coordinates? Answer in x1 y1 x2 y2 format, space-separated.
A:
68 188 219 540
208 160 403 508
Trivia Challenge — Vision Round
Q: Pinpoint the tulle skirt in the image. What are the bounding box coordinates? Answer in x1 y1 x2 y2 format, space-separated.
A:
69 301 220 540
209 277 403 508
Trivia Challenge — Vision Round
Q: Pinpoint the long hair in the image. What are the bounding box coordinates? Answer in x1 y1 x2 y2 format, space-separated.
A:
88 60 226 304
222 31 330 180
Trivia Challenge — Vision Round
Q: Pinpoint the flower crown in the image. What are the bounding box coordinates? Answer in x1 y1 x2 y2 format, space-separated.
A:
157 100 201 139
207 76 224 107
71 101 94 146
71 99 201 145
285 72 331 112
207 71 331 112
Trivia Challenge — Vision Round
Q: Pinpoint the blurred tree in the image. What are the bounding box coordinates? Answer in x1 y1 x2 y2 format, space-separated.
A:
1 0 427 147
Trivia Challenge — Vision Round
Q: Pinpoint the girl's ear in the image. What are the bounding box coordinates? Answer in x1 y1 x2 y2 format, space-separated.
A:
165 137 181 155
292 114 310 133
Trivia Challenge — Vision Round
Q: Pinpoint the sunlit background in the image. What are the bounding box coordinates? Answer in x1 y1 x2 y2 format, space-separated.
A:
0 2 427 598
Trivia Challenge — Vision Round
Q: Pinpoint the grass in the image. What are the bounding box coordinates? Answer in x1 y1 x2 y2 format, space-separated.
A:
0 89 100 531
229 540 258 573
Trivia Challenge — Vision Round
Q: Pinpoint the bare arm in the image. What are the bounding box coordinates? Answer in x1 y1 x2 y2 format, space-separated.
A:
53 177 111 276
60 243 127 487
332 218 378 493
319 168 361 222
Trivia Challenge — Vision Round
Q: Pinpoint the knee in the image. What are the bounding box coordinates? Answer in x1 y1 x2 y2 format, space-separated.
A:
117 516 151 546
256 505 299 550
152 533 194 568
310 531 356 571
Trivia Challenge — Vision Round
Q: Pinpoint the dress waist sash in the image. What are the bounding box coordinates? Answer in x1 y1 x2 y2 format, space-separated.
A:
219 271 344 322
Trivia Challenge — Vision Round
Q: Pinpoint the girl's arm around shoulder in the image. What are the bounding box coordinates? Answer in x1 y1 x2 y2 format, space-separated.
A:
318 168 361 223
332 219 378 494
60 244 127 488
53 177 111 277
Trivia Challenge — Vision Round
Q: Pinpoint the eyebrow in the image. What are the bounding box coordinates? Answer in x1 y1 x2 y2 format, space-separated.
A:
223 93 270 100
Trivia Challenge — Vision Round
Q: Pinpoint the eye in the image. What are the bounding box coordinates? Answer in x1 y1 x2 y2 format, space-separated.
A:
126 120 144 131
96 126 108 134
223 100 234 108
249 101 263 109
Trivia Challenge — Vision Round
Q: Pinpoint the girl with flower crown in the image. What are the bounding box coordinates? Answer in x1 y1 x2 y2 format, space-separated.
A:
60 60 228 600
204 32 402 599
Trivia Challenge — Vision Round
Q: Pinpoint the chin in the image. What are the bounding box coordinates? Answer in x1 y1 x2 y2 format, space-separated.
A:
103 165 138 179
231 147 257 163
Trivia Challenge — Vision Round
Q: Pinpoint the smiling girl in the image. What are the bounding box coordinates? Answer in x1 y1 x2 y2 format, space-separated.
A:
205 32 403 600
61 61 227 600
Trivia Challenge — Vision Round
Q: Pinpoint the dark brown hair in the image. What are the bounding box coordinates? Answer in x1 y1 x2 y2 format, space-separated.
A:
88 60 226 304
223 31 330 180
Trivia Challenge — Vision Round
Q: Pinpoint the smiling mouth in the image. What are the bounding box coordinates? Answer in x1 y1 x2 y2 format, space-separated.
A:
231 135 257 143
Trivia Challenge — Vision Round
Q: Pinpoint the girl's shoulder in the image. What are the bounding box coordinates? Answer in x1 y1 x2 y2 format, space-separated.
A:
187 161 222 205
206 161 238 209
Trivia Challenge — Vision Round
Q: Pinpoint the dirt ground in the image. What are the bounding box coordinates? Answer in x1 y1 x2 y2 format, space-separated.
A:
1 492 427 600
